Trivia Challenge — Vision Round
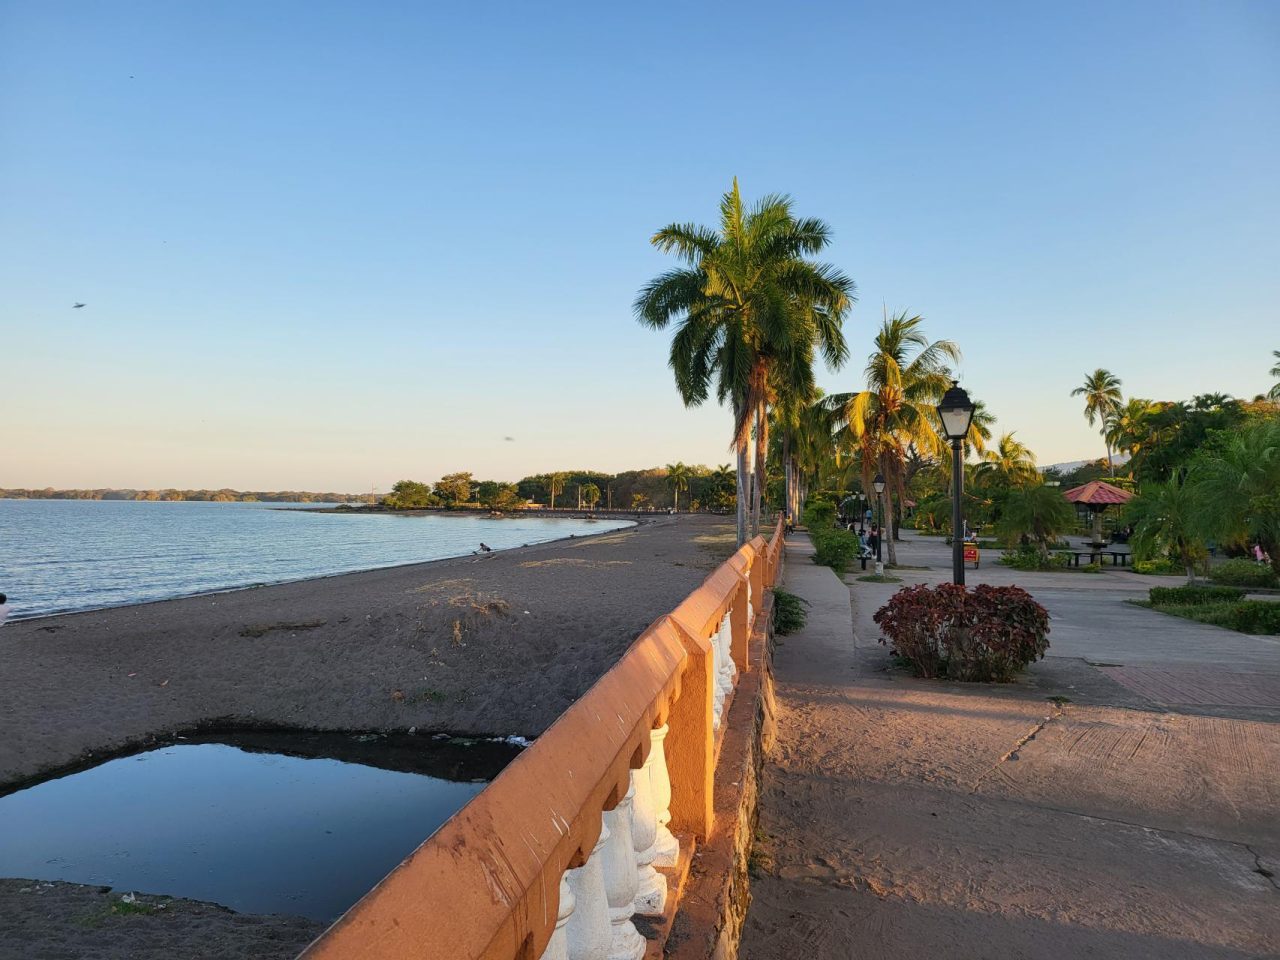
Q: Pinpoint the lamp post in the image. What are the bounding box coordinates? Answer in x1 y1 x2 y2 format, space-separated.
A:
937 380 977 586
872 473 886 565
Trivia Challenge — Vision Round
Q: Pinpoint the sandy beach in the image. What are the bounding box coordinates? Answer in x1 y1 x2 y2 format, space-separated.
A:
1 514 735 788
0 515 737 959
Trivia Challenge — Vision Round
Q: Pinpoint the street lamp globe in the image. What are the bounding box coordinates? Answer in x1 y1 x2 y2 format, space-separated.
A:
937 380 976 441
872 473 885 494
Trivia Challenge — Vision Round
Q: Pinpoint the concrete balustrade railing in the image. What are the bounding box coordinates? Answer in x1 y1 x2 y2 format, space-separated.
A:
300 518 785 960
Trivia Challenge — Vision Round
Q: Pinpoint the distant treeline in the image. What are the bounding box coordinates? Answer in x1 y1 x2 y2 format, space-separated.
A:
383 465 737 511
0 488 380 503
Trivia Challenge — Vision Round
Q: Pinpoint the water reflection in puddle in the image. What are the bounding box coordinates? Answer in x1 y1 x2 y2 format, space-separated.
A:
0 734 520 921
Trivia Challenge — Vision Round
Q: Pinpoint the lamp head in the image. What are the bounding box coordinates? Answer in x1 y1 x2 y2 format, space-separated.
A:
937 380 977 441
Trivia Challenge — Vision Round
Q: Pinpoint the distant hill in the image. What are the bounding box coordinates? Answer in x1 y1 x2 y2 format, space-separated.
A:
1041 454 1130 474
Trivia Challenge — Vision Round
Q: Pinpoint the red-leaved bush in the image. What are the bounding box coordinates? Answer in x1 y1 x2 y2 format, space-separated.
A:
872 583 1050 681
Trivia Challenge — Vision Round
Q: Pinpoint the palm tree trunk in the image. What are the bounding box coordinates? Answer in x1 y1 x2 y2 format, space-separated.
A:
883 476 899 567
1106 441 1114 477
735 436 749 547
752 398 767 538
782 434 792 522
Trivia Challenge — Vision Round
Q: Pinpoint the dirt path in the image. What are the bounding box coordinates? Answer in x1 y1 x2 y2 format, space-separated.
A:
741 535 1280 959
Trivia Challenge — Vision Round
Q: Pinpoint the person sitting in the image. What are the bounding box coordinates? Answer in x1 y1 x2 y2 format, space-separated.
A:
476 543 493 554
0 593 9 628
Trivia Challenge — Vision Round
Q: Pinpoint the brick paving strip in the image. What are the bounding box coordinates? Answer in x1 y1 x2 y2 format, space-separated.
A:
1101 666 1280 708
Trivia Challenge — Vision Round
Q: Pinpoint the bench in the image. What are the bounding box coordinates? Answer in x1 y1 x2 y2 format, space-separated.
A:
1055 550 1130 567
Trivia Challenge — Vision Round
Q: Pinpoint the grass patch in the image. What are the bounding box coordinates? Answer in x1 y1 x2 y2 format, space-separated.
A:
857 574 903 583
772 589 809 635
885 563 928 571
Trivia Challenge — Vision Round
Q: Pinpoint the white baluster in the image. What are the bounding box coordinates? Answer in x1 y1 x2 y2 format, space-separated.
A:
747 580 754 628
539 874 574 960
710 620 725 730
719 611 736 687
630 768 667 916
649 724 679 868
565 824 612 960
601 788 646 960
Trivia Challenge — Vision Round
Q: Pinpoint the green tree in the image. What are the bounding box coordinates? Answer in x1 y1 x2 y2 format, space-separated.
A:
581 482 601 509
1269 350 1280 401
828 311 959 566
1191 417 1280 574
631 492 649 510
635 179 853 545
975 432 1038 490
477 481 521 512
1125 479 1204 583
665 462 690 511
383 480 436 509
998 482 1076 556
433 472 475 507
1071 369 1124 475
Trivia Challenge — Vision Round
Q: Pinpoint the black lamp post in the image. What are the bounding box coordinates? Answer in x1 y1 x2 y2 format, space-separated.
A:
872 473 886 562
937 380 977 585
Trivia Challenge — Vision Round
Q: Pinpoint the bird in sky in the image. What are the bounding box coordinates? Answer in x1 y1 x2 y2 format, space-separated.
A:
72 302 86 309
504 436 516 442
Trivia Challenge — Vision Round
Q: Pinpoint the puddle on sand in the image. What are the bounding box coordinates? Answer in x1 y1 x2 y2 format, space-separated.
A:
0 732 522 922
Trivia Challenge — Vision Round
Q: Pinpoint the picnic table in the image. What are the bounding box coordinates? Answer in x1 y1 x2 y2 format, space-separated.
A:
1054 548 1131 567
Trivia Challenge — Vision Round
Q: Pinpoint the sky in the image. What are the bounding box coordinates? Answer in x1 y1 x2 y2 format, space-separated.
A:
2 1 1277 491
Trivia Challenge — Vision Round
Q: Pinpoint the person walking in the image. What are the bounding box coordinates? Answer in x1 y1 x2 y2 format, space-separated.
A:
0 594 10 628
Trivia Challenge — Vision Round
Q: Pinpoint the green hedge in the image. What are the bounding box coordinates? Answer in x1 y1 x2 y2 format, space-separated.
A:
1148 585 1246 606
1159 600 1280 634
1209 558 1279 588
1133 558 1180 575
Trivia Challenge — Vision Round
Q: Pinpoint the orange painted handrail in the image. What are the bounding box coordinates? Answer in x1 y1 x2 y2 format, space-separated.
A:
300 525 785 960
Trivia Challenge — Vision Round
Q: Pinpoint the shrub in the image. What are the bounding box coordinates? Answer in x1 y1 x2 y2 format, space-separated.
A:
1156 599 1280 635
772 590 809 636
999 545 1068 571
809 526 861 575
801 499 836 529
873 583 1050 682
1209 559 1279 589
1148 585 1246 606
1134 558 1180 575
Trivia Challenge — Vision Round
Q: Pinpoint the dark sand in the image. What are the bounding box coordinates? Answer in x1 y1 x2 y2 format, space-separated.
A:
0 514 736 959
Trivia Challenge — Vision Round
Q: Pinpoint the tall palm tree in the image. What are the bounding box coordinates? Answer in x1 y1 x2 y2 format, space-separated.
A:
635 180 854 546
1104 397 1158 459
665 462 690 512
1269 350 1280 401
828 311 959 566
1071 369 1124 475
976 432 1038 488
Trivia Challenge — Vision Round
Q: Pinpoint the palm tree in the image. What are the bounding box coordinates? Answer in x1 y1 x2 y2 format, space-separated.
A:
581 482 601 510
665 462 690 512
1071 369 1124 474
1125 479 1203 583
828 311 958 566
999 482 1076 556
635 179 854 546
976 432 1038 488
545 472 568 510
1104 397 1159 459
1191 418 1280 573
1269 350 1280 400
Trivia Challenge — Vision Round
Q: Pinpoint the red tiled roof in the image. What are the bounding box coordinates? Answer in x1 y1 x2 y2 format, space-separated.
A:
1062 480 1134 506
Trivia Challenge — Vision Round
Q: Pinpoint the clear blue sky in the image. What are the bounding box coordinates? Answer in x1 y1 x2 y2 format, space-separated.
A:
3 1 1277 490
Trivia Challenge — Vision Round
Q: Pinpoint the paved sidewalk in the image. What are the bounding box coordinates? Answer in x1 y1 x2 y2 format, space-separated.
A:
741 535 1280 960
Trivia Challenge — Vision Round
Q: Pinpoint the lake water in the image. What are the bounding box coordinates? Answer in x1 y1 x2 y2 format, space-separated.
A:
0 734 520 921
0 500 633 619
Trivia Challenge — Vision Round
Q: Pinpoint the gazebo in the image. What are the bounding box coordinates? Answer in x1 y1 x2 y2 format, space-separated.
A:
1062 480 1134 556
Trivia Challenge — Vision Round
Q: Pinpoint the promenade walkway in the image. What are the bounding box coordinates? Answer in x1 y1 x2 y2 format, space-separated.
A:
741 533 1279 959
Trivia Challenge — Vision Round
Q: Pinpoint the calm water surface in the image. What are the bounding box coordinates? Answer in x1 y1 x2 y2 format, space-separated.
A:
0 500 633 619
0 737 518 920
